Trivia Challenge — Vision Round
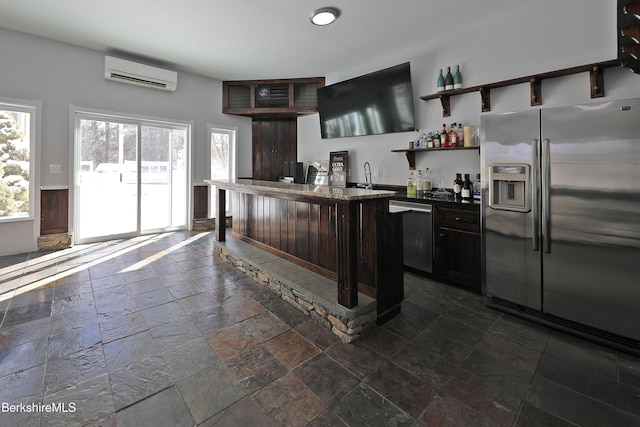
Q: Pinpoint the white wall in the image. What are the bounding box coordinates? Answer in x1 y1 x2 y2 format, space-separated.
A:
298 0 640 187
0 28 252 255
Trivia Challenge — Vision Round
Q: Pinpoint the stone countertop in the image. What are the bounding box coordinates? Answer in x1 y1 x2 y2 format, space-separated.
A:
205 179 397 201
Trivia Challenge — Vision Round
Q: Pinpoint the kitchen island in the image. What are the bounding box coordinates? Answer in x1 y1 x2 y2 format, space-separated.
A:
206 179 404 325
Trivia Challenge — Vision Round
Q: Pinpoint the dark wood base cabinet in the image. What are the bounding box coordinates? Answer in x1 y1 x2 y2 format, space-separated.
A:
433 204 481 292
209 180 404 324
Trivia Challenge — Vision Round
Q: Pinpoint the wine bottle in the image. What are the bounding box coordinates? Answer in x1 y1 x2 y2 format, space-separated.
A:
462 173 472 200
437 69 445 92
457 123 464 146
453 173 463 199
453 65 462 90
473 173 481 199
444 67 454 91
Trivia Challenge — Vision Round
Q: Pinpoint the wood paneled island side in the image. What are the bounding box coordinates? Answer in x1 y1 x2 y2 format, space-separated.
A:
206 179 404 324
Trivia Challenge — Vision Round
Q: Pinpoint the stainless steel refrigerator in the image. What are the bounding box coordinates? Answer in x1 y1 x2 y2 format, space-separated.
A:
481 98 640 352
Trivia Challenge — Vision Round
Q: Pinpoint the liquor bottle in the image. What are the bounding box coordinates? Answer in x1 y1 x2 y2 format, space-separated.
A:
423 168 432 193
453 173 463 199
407 171 417 197
416 169 424 197
436 69 445 92
444 67 454 91
440 124 448 148
433 132 440 148
473 173 481 199
448 123 458 147
462 173 472 200
457 123 464 146
453 65 462 90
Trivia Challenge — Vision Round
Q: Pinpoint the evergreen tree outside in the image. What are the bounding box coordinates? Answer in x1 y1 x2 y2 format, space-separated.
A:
0 110 30 218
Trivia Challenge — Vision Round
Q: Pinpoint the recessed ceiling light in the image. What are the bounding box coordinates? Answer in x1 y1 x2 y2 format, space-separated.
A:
310 7 340 26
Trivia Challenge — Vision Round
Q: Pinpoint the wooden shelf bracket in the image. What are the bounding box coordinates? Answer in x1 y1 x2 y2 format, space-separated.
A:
480 87 491 112
530 77 542 106
590 65 606 98
440 95 451 117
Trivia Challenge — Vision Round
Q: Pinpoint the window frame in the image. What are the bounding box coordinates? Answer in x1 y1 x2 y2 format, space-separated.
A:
0 98 41 223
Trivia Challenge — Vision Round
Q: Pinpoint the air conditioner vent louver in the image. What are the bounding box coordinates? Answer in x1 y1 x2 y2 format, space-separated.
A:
104 56 177 92
109 73 168 89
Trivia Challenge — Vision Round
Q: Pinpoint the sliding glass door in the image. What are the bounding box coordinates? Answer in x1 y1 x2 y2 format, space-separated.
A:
74 113 189 243
140 125 187 231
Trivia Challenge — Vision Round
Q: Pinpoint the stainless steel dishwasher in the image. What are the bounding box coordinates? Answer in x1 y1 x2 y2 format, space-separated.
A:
389 200 433 273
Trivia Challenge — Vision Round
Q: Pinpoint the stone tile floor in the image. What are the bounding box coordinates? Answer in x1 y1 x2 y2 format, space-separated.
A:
0 231 639 426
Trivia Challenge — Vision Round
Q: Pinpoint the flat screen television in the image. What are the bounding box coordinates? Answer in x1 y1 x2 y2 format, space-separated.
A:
317 62 415 139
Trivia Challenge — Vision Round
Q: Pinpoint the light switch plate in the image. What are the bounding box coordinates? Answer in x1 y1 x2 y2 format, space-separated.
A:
49 164 61 174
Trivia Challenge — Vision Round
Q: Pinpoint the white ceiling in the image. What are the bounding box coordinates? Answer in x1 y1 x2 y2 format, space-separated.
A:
0 0 533 81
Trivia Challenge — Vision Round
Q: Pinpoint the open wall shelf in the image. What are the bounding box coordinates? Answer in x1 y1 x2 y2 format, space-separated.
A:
391 146 479 170
421 59 623 117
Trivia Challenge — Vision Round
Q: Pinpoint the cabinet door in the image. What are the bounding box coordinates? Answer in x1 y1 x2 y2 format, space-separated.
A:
433 205 480 290
40 189 69 235
252 118 297 181
435 227 481 289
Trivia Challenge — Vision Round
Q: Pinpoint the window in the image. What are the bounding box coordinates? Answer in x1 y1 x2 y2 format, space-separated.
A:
209 125 236 217
0 100 38 221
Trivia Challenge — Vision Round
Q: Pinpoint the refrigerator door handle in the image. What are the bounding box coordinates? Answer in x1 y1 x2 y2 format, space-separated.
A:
542 138 551 253
532 140 539 251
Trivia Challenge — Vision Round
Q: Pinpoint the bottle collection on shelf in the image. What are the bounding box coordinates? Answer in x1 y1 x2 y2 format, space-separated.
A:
410 123 477 149
436 65 462 92
407 169 480 201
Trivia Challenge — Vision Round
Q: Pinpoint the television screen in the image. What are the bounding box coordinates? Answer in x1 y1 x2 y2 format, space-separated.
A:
317 62 415 139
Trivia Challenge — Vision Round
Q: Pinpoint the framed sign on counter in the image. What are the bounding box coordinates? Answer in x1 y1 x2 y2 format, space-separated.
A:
306 160 329 186
329 151 348 187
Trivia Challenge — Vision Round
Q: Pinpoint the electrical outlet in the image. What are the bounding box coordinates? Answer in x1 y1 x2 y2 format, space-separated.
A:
49 164 61 174
373 169 380 177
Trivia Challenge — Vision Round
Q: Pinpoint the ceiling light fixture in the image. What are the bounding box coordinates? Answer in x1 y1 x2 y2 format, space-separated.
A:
310 7 340 26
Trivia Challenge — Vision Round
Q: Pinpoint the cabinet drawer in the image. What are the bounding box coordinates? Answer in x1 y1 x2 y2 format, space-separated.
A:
436 207 479 233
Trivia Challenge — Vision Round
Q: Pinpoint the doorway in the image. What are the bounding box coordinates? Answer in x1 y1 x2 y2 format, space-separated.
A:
73 112 190 243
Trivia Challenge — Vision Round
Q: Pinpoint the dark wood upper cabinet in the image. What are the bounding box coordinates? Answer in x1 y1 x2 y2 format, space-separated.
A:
223 77 325 117
252 118 297 181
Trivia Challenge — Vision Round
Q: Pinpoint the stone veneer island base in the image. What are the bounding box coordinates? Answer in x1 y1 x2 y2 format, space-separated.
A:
212 233 377 342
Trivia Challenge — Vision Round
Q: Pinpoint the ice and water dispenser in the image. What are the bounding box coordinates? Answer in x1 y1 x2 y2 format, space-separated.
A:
488 163 530 212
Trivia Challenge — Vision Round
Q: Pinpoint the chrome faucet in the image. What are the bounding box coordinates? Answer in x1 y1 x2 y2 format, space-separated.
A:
364 162 372 189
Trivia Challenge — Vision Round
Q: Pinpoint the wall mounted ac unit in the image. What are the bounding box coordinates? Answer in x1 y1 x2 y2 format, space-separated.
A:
104 56 177 91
